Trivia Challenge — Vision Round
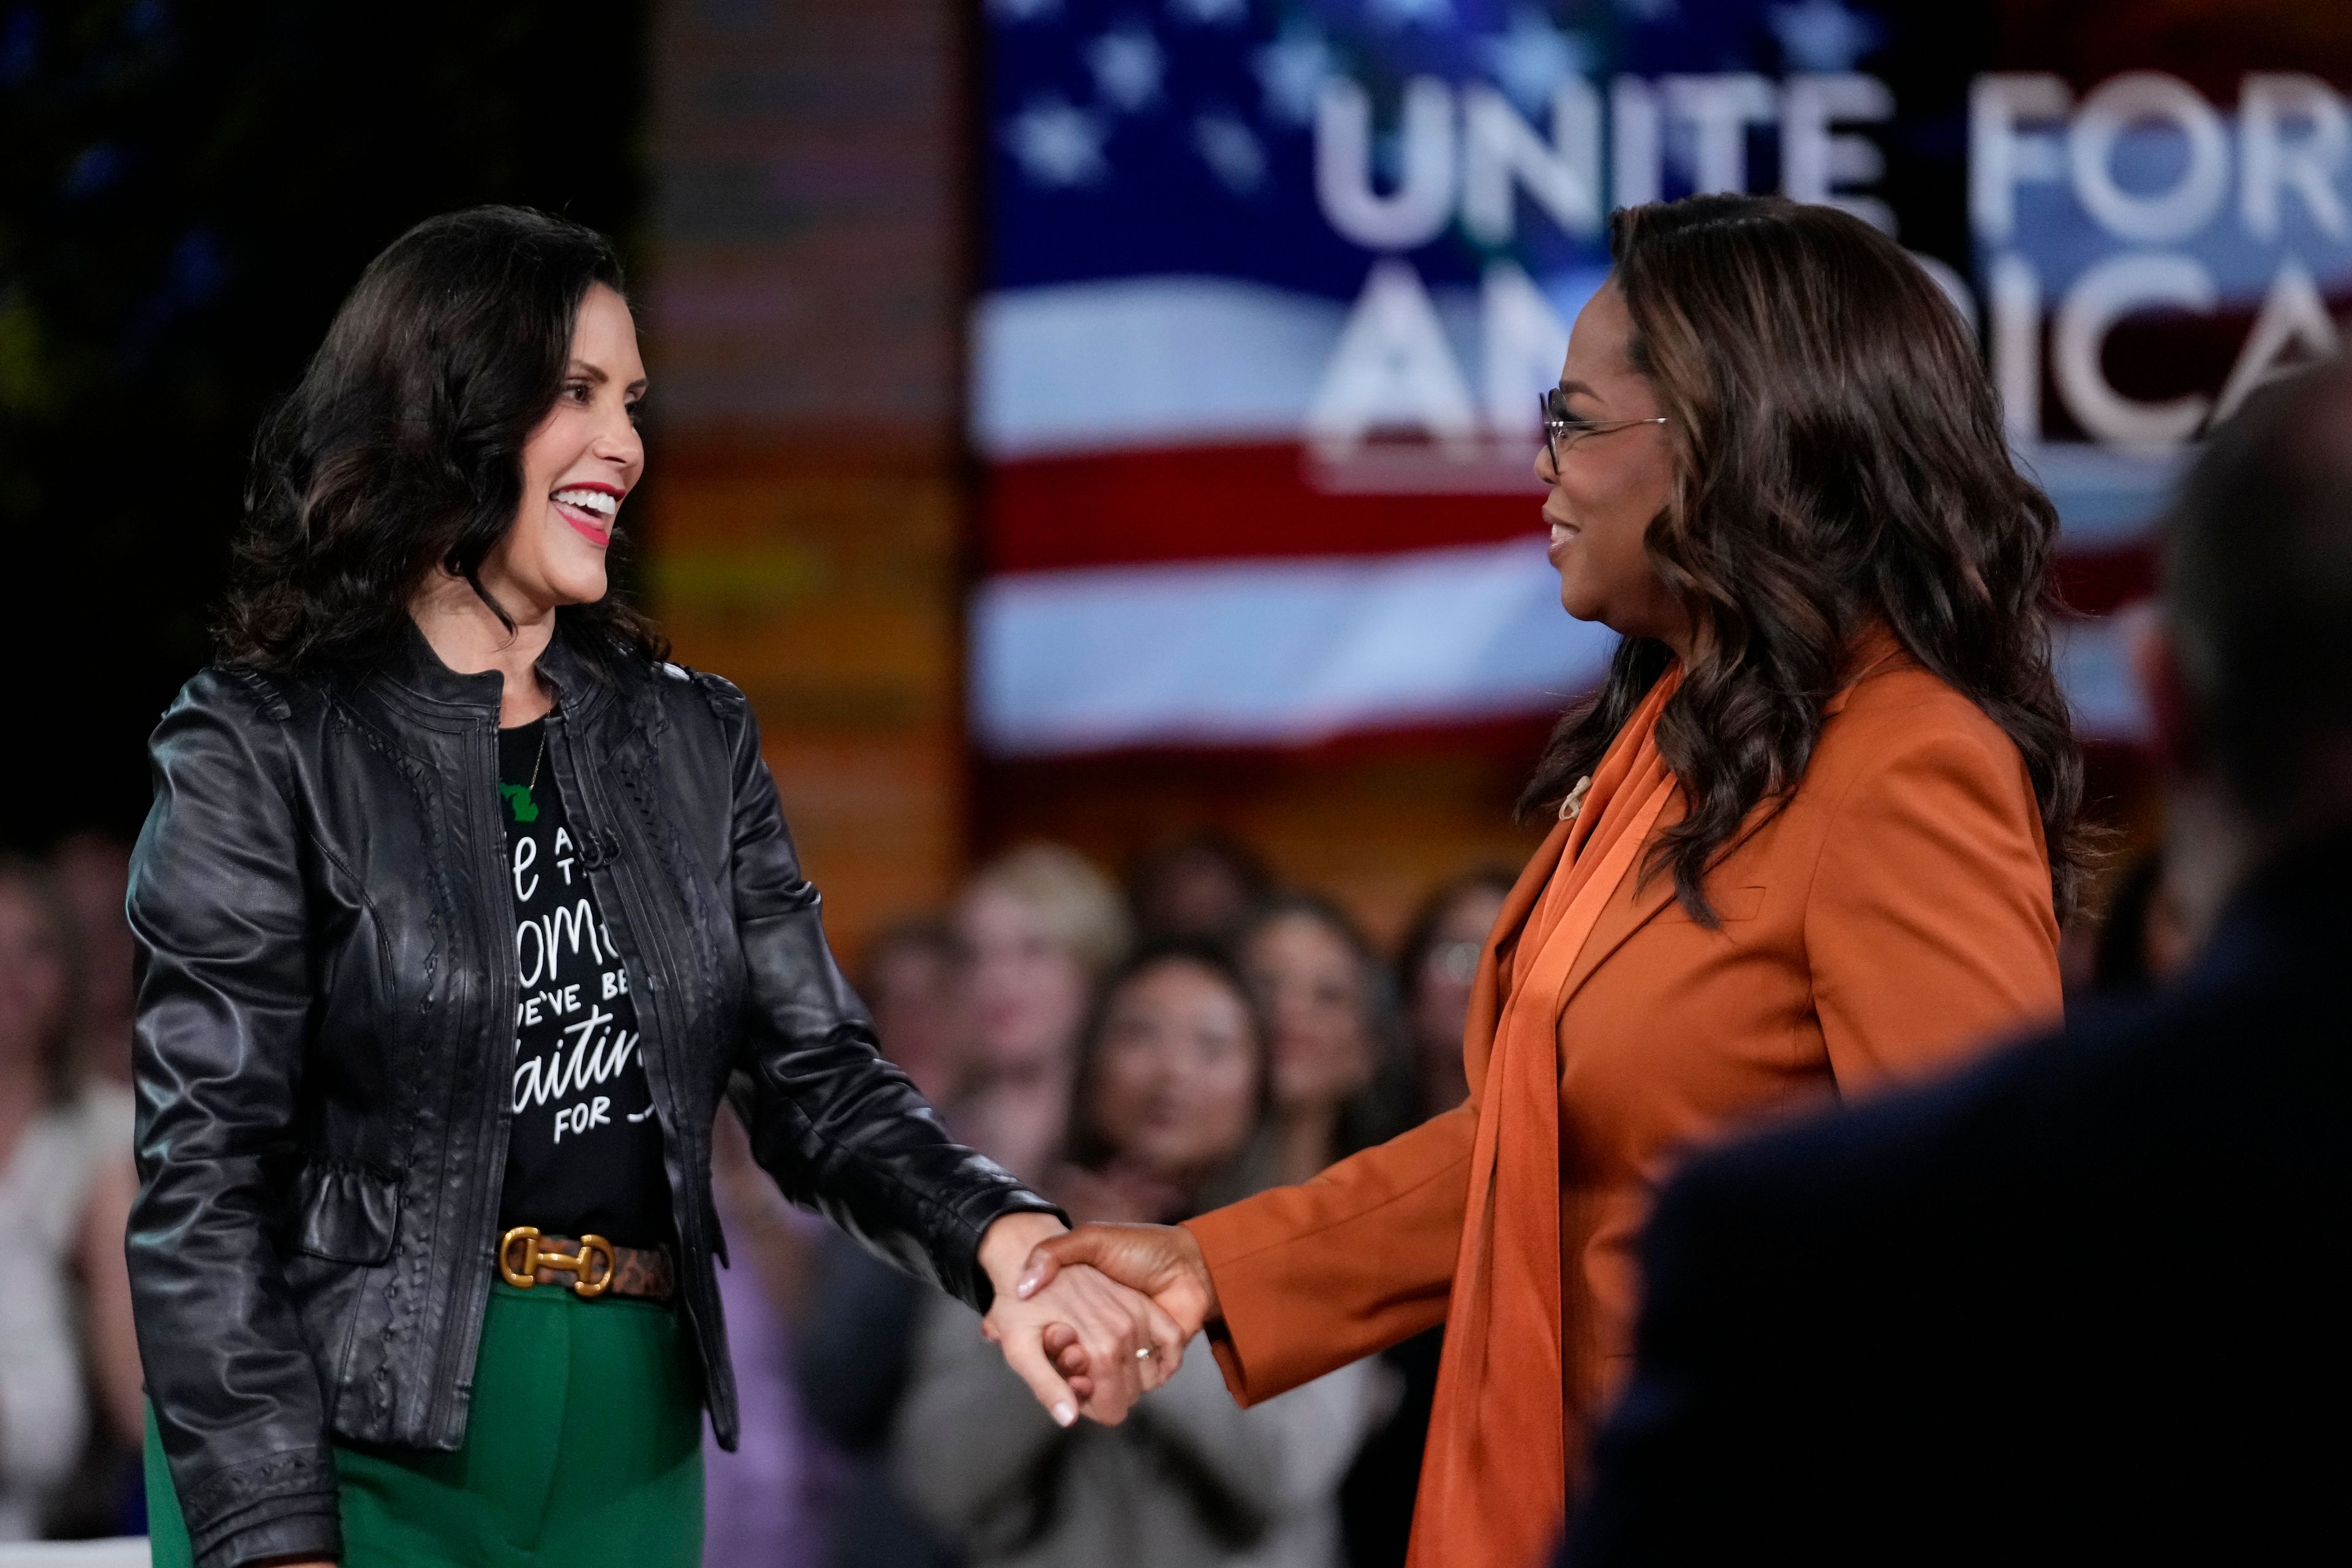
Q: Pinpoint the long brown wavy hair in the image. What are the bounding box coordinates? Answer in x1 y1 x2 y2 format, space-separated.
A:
1520 194 2083 922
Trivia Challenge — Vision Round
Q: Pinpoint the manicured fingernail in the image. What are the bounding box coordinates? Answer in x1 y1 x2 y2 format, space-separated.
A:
1017 1268 1045 1300
1052 1401 1076 1427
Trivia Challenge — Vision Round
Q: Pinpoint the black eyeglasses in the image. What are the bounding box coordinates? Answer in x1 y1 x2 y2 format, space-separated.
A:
1538 388 1668 469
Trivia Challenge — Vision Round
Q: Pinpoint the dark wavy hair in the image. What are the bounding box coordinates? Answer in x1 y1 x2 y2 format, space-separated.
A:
1064 938 1272 1203
1239 892 1416 1159
1520 194 2084 923
217 205 665 673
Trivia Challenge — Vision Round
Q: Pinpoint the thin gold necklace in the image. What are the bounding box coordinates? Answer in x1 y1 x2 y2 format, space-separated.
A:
500 727 547 824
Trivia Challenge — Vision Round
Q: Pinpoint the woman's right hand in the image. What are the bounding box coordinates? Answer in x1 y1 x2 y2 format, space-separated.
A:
1017 1223 1220 1340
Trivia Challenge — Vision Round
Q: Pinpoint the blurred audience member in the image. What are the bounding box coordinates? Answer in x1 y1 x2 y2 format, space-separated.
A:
1238 897 1409 1189
1566 362 2352 1564
953 845 1130 1182
1338 872 1509 1568
1393 871 1517 1118
0 856 139 1540
2088 846 2193 995
50 834 137 1090
1054 941 1273 1225
1229 891 1420 1567
781 918 986 1568
702 1106 837 1568
45 832 147 1540
704 914 992 1568
895 943 1379 1568
863 916 971 1104
795 1225 962 1568
1129 832 1272 944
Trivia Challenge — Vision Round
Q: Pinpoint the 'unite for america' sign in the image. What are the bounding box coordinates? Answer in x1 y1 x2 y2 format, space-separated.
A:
973 0 2352 756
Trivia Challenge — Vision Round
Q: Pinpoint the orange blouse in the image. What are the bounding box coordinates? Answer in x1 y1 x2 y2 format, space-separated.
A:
1183 652 2064 1568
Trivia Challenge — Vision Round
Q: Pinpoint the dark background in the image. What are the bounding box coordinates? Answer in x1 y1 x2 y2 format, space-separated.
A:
0 0 648 848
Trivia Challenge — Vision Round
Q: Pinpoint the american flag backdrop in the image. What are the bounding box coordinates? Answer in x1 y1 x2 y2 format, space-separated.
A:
970 0 2352 761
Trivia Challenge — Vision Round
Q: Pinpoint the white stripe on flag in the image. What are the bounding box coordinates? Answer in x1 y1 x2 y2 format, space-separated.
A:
973 278 1346 458
972 537 1615 753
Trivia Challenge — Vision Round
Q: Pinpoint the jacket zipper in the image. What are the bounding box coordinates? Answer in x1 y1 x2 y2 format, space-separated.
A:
548 715 711 1289
422 712 519 1446
554 712 737 1436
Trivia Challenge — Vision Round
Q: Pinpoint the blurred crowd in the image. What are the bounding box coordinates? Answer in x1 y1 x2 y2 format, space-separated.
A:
692 827 2179 1568
701 834 1518 1568
0 837 145 1543
0 823 2181 1558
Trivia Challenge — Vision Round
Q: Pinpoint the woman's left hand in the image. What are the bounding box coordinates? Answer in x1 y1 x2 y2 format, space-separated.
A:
978 1211 1187 1426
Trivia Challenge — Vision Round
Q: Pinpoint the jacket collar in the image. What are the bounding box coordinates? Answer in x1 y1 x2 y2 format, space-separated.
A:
372 613 619 726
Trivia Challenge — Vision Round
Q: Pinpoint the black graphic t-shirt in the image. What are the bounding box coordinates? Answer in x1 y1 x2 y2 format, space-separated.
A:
494 720 671 1248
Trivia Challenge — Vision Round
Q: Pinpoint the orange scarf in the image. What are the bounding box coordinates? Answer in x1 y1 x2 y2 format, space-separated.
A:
1408 668 1683 1568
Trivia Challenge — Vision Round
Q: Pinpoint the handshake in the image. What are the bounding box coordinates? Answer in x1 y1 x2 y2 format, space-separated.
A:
974 1211 1223 1426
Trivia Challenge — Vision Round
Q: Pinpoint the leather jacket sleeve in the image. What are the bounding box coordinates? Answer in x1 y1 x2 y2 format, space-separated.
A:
126 670 342 1568
706 675 1061 1310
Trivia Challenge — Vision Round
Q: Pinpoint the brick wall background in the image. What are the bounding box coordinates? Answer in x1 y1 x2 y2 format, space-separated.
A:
644 0 972 957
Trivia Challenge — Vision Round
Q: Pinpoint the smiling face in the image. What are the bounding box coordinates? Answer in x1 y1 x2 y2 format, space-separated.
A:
1244 911 1376 1114
1087 959 1263 1192
958 883 1093 1074
0 875 68 1079
1408 881 1507 1106
1536 279 1687 650
480 282 646 618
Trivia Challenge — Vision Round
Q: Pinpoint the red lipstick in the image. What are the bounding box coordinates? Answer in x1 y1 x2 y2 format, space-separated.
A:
551 483 624 549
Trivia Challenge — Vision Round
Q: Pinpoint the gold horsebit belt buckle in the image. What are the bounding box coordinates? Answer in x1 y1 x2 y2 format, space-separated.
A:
499 1226 619 1298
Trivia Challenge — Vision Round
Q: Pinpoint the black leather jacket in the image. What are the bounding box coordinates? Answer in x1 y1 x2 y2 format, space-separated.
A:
127 623 1056 1568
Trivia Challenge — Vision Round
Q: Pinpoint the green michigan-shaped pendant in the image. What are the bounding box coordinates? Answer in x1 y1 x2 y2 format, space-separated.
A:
500 782 539 824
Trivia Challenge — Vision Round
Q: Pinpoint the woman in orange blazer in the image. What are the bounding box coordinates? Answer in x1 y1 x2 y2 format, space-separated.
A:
1016 193 2082 1568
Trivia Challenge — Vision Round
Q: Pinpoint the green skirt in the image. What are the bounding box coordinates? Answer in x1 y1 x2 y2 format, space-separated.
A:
146 1281 704 1568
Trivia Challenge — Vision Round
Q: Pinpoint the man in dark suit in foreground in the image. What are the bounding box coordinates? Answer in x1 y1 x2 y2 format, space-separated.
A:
1563 364 2351 1565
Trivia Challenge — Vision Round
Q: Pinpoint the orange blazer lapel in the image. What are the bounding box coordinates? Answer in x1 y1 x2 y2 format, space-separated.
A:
1555 784 1687 1019
1461 817 1574 1100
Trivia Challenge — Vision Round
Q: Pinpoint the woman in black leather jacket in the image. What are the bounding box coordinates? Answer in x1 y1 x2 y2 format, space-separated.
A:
126 207 1180 1568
